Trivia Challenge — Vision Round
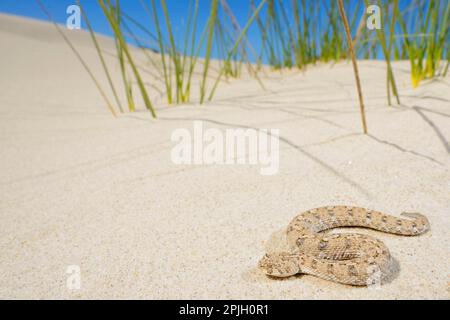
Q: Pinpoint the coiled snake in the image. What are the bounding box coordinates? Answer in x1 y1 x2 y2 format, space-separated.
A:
258 206 430 286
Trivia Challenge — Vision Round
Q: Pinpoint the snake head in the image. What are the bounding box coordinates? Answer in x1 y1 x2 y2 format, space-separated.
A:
258 252 300 278
400 212 430 233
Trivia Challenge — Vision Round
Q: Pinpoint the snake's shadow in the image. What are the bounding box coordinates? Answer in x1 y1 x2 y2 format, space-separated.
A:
381 256 400 285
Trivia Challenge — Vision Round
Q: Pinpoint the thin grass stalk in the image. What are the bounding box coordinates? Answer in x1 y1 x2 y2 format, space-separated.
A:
292 0 302 67
183 0 202 101
182 7 214 102
99 0 156 117
267 0 282 68
273 0 291 68
387 0 401 105
78 0 123 113
216 20 240 78
337 0 368 134
178 0 196 102
430 0 449 78
215 21 229 76
367 0 400 105
348 0 361 33
147 0 172 104
208 0 266 101
113 0 135 112
180 0 195 80
384 4 391 106
199 0 219 104
251 0 270 68
118 11 166 80
424 1 439 78
279 0 296 67
160 0 183 103
35 0 117 117
415 1 434 85
220 0 262 82
311 1 319 62
443 55 450 77
395 2 417 87
119 18 164 81
353 8 366 51
301 0 310 64
219 6 264 88
438 2 450 76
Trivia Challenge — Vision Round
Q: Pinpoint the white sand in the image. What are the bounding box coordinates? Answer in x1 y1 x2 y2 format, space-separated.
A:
0 14 449 299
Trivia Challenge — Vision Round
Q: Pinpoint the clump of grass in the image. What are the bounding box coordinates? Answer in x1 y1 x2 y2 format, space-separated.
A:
144 0 219 104
253 0 447 91
49 0 448 121
141 0 264 105
98 0 156 117
208 0 267 101
218 0 260 80
396 0 449 87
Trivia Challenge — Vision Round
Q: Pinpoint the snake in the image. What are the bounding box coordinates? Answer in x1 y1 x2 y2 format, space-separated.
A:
258 206 430 286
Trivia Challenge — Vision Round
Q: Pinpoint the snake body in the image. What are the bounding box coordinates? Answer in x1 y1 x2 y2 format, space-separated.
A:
258 206 430 286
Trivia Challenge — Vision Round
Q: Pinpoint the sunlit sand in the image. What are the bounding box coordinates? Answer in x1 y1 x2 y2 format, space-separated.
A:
0 13 449 299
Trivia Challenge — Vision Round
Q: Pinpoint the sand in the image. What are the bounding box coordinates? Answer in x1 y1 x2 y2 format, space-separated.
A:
0 13 449 299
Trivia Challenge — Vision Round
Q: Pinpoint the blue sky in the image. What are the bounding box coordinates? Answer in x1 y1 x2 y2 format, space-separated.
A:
0 1 424 62
0 1 258 49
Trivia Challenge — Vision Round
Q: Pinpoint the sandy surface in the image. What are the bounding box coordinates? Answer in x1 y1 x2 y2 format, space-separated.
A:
0 14 449 299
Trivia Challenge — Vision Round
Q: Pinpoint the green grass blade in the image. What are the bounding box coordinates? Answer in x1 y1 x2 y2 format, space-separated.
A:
78 0 123 113
99 0 156 117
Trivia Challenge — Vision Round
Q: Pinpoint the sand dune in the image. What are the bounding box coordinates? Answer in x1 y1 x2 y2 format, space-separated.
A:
0 13 449 299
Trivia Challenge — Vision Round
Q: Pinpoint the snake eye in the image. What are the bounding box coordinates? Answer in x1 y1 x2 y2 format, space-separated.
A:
319 240 328 249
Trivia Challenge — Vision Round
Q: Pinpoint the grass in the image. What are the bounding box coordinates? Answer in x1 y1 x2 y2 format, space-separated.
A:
338 0 368 134
78 0 123 113
208 0 267 101
113 0 135 112
199 0 219 104
366 0 400 106
253 0 448 92
99 0 156 117
46 1 448 120
395 0 449 87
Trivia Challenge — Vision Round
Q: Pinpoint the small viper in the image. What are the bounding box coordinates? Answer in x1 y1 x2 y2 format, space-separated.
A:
258 206 430 286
